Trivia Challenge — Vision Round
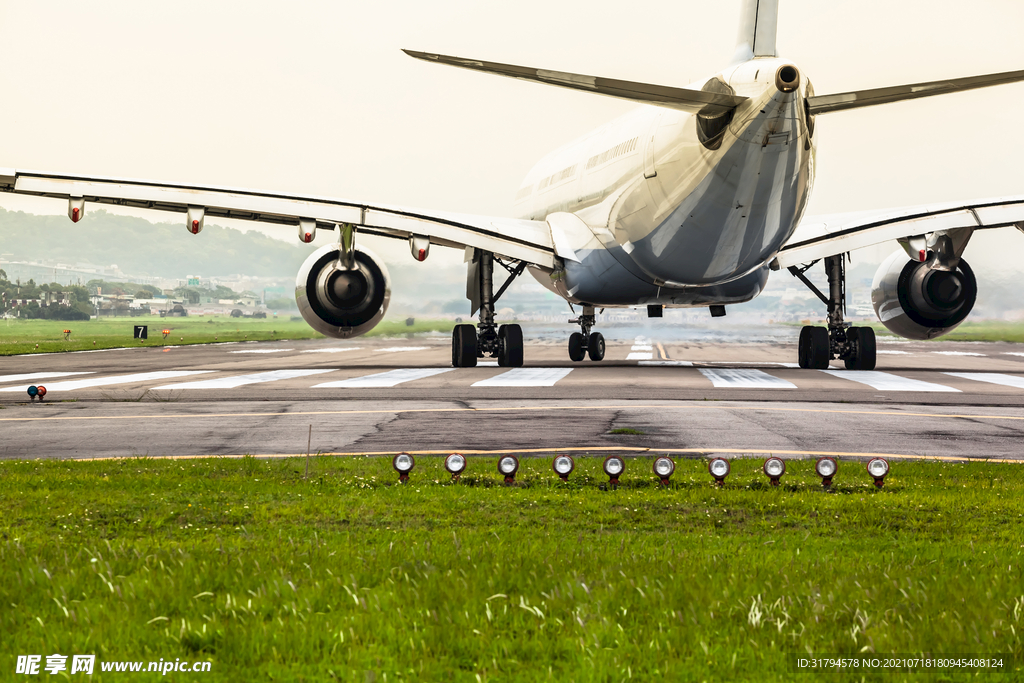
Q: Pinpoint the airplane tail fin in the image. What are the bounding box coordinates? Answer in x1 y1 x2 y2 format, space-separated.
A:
734 0 779 63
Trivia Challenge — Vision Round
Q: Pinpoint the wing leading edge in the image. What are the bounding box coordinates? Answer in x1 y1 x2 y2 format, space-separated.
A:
0 169 556 268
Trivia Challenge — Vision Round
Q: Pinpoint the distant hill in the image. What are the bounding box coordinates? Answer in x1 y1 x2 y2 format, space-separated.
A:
0 208 310 278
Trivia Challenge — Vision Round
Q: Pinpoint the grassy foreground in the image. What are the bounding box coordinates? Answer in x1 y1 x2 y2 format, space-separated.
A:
2 455 1023 681
0 316 457 355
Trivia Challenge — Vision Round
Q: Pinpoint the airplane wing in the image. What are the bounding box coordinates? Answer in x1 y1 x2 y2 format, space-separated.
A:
772 195 1024 269
0 168 557 268
402 50 748 115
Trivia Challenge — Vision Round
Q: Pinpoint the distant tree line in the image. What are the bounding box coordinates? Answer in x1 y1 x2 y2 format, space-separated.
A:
0 270 93 320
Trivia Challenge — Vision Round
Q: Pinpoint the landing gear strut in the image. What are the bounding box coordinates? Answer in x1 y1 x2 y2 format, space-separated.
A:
789 255 876 370
452 250 526 368
567 306 605 362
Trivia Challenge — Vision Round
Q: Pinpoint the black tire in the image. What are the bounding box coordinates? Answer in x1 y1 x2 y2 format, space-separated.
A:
845 326 877 370
568 332 586 362
807 326 830 369
588 332 605 361
798 326 814 368
452 324 477 368
499 324 524 367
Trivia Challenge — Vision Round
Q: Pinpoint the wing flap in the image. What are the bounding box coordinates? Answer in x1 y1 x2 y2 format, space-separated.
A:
774 196 1024 268
0 169 556 267
403 50 747 115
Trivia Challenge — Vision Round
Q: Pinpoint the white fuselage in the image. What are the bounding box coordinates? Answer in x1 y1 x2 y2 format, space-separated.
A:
514 58 815 307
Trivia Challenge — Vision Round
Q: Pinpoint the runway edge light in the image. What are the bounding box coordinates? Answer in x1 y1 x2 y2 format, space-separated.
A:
763 457 785 486
866 457 890 489
392 452 414 483
552 454 575 482
445 453 466 481
815 457 838 488
498 455 519 485
708 457 730 487
653 456 675 486
603 455 625 488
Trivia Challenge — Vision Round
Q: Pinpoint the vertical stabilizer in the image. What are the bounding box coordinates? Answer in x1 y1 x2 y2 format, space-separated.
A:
734 0 779 63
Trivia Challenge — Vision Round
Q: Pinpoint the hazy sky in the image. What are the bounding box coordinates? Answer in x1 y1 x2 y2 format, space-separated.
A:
0 0 1021 269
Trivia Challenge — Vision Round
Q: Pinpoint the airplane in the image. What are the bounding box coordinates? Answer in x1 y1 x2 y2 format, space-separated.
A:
1 0 1022 370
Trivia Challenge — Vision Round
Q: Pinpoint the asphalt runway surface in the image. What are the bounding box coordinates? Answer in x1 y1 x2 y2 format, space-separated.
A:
1 325 1023 461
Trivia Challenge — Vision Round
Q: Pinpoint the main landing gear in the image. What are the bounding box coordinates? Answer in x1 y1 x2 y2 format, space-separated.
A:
452 250 527 368
789 254 876 370
567 306 605 362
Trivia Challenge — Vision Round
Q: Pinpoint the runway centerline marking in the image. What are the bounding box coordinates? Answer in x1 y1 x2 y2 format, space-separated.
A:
471 368 573 387
0 370 213 392
944 373 1024 391
314 368 454 388
820 370 961 392
7 403 1021 424
0 371 94 385
152 369 333 390
700 368 796 389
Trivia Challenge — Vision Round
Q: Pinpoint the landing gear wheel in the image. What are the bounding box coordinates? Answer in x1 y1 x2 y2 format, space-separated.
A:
804 326 830 369
588 332 605 361
844 326 876 370
568 332 586 362
452 324 477 368
497 324 524 367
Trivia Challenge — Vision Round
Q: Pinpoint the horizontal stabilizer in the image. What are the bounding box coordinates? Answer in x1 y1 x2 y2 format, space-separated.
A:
807 68 1024 115
403 50 748 115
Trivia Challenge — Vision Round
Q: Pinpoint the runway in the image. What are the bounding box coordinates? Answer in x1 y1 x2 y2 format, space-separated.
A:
1 326 1023 460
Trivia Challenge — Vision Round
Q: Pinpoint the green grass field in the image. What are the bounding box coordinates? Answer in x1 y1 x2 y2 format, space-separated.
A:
2 455 1022 681
0 316 457 355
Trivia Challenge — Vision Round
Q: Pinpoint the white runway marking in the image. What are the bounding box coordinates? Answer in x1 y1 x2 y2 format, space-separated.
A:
944 373 1024 390
626 352 654 360
1005 353 1024 358
820 370 960 392
0 371 94 385
314 368 454 388
699 368 796 389
300 347 363 354
477 361 499 367
638 360 694 367
0 370 213 392
229 349 294 354
472 368 573 387
631 345 653 351
152 369 332 390
378 347 430 353
877 350 910 355
933 351 985 357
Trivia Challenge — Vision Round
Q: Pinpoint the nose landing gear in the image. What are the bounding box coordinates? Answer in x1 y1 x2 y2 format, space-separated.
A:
567 306 605 362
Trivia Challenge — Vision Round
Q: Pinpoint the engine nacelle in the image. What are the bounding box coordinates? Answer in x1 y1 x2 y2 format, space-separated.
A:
295 244 391 339
871 249 977 340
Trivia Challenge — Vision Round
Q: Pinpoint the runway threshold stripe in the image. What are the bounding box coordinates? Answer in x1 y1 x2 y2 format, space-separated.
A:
699 368 796 389
471 368 573 387
152 369 333 390
626 352 654 360
314 368 454 388
944 373 1024 390
2 404 1023 423
820 370 960 392
0 371 94 385
0 370 213 392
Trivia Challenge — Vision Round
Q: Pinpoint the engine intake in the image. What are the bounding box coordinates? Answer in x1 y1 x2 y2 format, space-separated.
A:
295 244 391 338
871 249 976 340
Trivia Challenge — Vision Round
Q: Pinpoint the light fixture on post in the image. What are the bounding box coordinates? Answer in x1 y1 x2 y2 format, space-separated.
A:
498 455 519 485
552 455 575 481
653 456 675 486
603 456 625 488
763 457 785 486
866 458 889 489
815 457 838 487
392 452 414 483
708 457 730 486
445 453 466 481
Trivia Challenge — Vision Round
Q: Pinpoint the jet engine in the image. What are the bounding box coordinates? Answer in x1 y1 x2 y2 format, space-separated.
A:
870 249 976 340
295 244 391 338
